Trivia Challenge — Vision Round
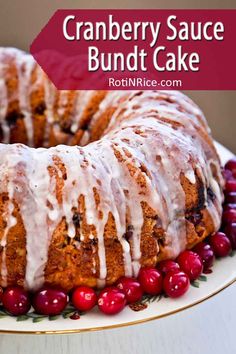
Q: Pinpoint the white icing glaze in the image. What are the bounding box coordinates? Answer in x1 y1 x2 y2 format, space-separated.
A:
57 91 70 118
14 52 35 147
71 91 95 133
43 77 56 145
0 48 224 290
1 199 17 287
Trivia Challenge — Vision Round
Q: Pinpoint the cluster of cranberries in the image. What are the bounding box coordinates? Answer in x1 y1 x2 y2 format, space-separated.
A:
222 157 236 250
0 158 235 318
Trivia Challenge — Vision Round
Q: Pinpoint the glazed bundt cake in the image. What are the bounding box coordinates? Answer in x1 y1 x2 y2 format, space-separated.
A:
0 47 224 291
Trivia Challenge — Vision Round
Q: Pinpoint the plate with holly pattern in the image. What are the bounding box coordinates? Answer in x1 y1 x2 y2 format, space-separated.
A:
0 141 235 334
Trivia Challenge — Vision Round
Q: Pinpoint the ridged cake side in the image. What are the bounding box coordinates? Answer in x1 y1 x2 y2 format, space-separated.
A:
0 48 224 291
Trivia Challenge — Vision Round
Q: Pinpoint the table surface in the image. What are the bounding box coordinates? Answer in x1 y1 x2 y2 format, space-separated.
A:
0 281 235 354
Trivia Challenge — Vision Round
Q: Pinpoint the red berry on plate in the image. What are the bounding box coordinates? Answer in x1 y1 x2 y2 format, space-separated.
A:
224 223 236 250
225 180 236 193
157 260 180 276
138 268 163 295
32 288 68 316
225 158 236 177
98 287 126 315
193 242 215 271
223 203 236 211
222 209 236 224
116 277 143 304
71 286 97 312
163 271 190 298
209 232 232 257
2 287 31 316
225 192 236 204
177 250 203 281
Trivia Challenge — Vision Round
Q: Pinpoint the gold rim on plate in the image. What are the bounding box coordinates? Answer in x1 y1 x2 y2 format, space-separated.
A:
0 276 235 335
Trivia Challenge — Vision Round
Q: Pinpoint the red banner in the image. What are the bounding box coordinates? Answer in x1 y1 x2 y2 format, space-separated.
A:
30 10 236 90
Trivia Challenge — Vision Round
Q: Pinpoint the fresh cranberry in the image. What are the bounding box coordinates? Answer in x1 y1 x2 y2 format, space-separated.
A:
193 242 215 271
222 209 236 224
224 223 236 250
223 203 236 211
225 180 236 193
177 250 203 281
138 268 163 295
225 192 236 204
98 287 126 315
209 232 232 257
157 260 180 276
116 277 143 304
223 169 234 181
225 158 236 177
32 288 68 316
2 287 31 316
163 271 190 298
71 286 97 312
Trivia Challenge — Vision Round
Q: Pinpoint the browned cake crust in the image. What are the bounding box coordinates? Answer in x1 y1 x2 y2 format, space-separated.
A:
0 48 224 291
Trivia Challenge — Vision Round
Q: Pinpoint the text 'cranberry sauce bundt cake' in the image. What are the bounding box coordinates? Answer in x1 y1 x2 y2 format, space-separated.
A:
0 47 224 292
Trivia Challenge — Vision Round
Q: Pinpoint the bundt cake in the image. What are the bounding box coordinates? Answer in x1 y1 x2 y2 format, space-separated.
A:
0 47 224 292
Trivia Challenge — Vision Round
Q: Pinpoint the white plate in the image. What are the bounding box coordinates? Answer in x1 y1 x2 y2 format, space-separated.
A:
0 142 234 334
